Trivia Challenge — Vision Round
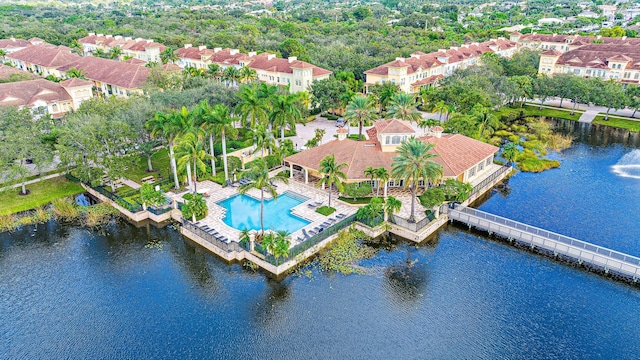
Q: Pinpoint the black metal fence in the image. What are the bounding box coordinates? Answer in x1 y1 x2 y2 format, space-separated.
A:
259 213 357 266
181 219 243 253
469 165 511 197
357 215 384 228
93 186 143 213
147 205 172 216
389 204 447 232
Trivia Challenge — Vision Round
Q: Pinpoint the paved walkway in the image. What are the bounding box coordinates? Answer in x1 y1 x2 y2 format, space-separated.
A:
579 110 599 123
121 179 141 190
0 173 62 192
528 98 640 121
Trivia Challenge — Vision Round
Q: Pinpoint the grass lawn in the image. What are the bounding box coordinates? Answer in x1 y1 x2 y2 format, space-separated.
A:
316 206 336 216
124 148 172 183
338 196 372 205
593 115 640 132
0 177 84 216
522 104 583 121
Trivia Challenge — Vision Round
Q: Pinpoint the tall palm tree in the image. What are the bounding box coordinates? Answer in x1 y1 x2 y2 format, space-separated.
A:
344 94 377 141
387 93 421 123
175 132 211 194
364 166 376 195
195 101 218 177
223 66 240 86
238 66 258 83
273 230 291 260
238 158 289 236
207 63 222 81
93 48 107 58
108 46 122 60
471 104 500 141
379 82 400 114
269 94 302 143
392 138 443 222
384 196 402 222
160 47 178 64
252 124 276 157
65 67 87 79
374 167 389 197
209 104 237 181
235 84 269 128
432 100 448 121
146 107 193 190
501 142 519 168
318 154 347 208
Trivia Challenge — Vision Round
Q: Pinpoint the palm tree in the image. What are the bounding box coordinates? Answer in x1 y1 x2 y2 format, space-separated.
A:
160 47 178 64
208 104 237 181
374 167 389 197
108 46 122 60
261 232 277 255
238 66 258 83
65 67 87 79
273 230 291 260
384 196 402 222
432 100 448 121
364 166 376 195
235 84 269 128
379 82 400 114
387 93 421 123
269 94 302 143
93 48 107 58
175 131 210 194
0 49 6 60
238 158 289 236
418 118 439 133
471 104 500 141
392 138 443 222
207 63 222 81
252 124 276 157
146 107 193 190
223 66 240 86
344 94 377 141
501 142 519 167
194 101 218 177
318 154 347 208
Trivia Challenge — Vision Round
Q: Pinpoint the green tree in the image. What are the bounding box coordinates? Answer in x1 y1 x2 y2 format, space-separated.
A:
318 154 347 208
238 158 289 235
626 85 640 118
238 66 258 84
273 230 291 260
352 6 373 20
139 183 166 210
108 46 122 60
501 142 519 167
364 166 376 195
253 124 276 158
432 100 448 121
310 77 349 116
279 38 308 60
590 79 627 120
235 84 269 128
175 131 210 194
386 93 421 123
65 67 87 79
269 94 302 143
344 94 377 141
182 193 207 222
160 47 178 64
533 74 555 110
223 66 240 86
374 167 389 197
392 138 443 222
205 103 237 181
370 82 400 114
384 196 402 222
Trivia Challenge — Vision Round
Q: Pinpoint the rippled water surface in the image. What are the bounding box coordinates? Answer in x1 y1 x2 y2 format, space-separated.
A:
2 124 640 359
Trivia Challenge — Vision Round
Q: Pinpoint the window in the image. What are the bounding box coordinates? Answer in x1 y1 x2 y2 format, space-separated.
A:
295 80 301 86
385 136 390 144
478 161 484 172
486 157 492 166
624 72 630 79
391 136 401 144
402 135 407 142
635 73 639 80
469 167 476 178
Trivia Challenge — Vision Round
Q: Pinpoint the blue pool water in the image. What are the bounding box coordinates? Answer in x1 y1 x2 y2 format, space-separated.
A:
216 193 310 233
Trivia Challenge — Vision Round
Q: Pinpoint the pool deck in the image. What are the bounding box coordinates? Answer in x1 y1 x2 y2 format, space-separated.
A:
174 179 356 248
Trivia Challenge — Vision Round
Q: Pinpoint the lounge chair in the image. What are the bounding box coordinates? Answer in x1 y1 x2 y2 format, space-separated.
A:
302 229 310 239
336 213 346 219
307 203 316 208
328 218 337 223
321 222 331 227
318 227 324 233
296 236 304 242
218 236 228 242
314 201 322 206
308 230 317 236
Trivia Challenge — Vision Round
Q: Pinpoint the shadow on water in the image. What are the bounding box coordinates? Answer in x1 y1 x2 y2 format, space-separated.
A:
383 245 429 304
552 118 640 148
251 280 291 327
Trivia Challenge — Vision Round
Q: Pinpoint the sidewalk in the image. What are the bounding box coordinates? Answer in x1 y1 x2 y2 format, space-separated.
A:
0 173 62 192
528 98 640 121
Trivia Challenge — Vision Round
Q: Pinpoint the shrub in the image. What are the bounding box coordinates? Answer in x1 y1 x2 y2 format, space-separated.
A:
182 193 208 220
439 179 473 202
419 187 445 209
343 182 372 199
316 206 336 216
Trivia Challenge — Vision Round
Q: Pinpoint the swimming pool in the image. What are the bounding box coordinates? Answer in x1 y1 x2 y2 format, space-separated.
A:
216 193 311 233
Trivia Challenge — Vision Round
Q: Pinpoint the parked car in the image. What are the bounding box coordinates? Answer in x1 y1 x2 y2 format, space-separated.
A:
336 118 345 127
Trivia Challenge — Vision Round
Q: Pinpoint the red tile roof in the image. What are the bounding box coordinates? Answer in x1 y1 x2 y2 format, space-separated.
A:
59 78 93 87
7 44 81 68
0 64 38 80
373 119 416 134
285 121 498 180
554 44 640 70
0 38 32 50
57 56 151 89
0 79 73 108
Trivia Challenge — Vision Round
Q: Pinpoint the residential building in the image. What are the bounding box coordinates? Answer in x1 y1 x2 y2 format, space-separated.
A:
0 37 44 55
510 32 640 53
0 78 93 117
598 5 617 20
57 56 152 97
78 33 166 64
6 44 81 78
284 119 498 190
538 44 640 84
624 6 640 20
364 38 518 94
174 45 332 93
0 64 39 81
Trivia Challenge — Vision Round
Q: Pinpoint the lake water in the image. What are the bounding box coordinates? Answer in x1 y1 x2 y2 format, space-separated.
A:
2 121 640 359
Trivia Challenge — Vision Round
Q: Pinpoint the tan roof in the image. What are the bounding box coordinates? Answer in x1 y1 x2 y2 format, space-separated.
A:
518 33 640 47
123 58 147 65
7 44 81 68
0 79 73 110
57 57 151 89
285 122 498 180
